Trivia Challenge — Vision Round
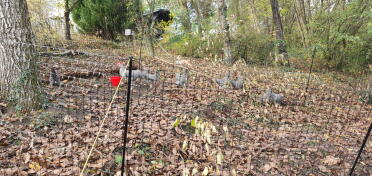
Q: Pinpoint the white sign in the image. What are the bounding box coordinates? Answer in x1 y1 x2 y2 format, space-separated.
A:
125 29 132 36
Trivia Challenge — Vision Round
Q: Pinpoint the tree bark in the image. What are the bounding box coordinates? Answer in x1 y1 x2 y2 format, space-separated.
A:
146 0 156 57
270 0 289 66
0 0 43 111
64 0 82 40
306 0 312 19
64 0 72 40
294 1 310 48
218 0 234 65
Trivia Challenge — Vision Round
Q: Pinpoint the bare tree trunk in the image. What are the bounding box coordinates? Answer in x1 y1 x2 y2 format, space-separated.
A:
294 1 310 48
0 0 43 111
218 0 234 65
270 0 289 66
64 0 72 40
64 0 82 41
146 0 156 57
265 17 271 34
306 0 312 19
192 0 203 34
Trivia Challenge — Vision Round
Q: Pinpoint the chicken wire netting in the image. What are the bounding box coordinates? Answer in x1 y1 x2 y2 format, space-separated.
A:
0 42 371 175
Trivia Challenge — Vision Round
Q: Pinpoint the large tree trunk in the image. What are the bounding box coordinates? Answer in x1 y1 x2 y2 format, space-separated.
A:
270 0 289 66
64 0 72 40
0 0 43 111
218 0 234 65
64 0 82 40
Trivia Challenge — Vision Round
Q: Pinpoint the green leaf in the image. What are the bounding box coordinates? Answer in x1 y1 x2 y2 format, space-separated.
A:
172 118 181 127
191 116 199 128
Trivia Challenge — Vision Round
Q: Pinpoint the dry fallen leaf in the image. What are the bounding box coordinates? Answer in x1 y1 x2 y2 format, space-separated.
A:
323 155 340 166
23 153 31 164
318 165 330 172
262 162 276 173
29 161 42 172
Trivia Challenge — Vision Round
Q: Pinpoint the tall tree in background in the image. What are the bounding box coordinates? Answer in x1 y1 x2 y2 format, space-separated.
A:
145 0 156 56
156 0 370 73
191 0 203 34
218 0 234 65
0 0 43 111
64 0 83 40
294 0 310 48
270 0 289 66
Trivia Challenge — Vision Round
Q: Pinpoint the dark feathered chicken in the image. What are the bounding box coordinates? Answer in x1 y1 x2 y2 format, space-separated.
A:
49 67 60 86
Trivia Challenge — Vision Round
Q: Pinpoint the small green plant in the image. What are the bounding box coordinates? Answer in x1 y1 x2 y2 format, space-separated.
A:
114 155 122 165
134 143 153 159
8 136 21 145
359 89 372 105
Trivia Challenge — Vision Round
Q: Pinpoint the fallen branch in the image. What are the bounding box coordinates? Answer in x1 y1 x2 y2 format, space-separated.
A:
38 50 85 57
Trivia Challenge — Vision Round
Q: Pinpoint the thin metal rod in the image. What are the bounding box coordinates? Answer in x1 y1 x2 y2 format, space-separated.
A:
121 57 133 176
349 121 372 176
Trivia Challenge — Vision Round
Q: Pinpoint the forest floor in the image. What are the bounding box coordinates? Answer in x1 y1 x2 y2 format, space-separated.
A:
0 35 371 176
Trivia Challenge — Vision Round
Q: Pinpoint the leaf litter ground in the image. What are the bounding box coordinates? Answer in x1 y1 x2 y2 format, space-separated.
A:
0 36 371 175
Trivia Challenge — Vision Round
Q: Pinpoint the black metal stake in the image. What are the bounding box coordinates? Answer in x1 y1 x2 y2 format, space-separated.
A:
121 57 133 176
349 121 372 176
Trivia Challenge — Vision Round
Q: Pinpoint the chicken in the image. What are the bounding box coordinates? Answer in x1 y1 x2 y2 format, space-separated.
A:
175 69 189 87
259 88 284 104
117 62 146 81
49 67 60 86
230 76 244 89
144 70 160 83
215 72 231 88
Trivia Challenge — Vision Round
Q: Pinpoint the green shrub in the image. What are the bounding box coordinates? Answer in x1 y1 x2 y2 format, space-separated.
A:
72 0 135 40
161 29 274 64
232 32 275 64
306 0 371 74
161 32 218 58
